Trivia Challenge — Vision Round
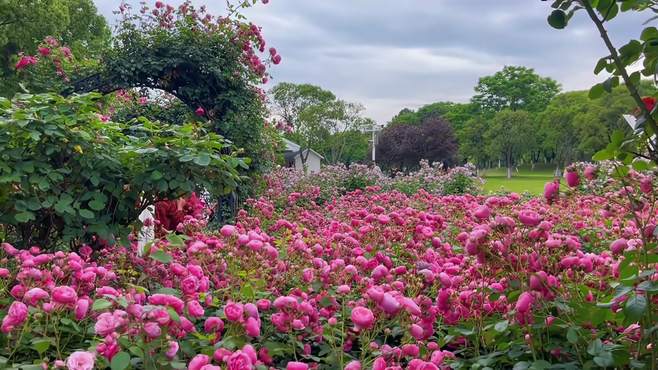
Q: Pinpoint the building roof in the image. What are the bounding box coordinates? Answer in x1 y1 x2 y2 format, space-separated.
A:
282 138 324 159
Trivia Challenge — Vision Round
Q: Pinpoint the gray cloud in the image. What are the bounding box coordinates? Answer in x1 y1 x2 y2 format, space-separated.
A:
94 0 649 122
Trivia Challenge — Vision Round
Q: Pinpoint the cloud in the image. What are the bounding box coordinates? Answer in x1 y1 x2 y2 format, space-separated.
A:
94 0 647 122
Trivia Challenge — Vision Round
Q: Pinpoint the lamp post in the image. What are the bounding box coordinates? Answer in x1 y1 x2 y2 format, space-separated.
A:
365 123 382 163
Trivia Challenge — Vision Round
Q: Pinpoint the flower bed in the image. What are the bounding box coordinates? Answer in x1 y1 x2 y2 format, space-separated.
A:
0 167 656 369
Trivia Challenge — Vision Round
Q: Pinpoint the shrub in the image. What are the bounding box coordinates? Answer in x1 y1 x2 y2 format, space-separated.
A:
0 92 247 249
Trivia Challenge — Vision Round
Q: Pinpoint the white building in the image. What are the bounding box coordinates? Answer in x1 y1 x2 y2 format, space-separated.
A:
283 138 323 174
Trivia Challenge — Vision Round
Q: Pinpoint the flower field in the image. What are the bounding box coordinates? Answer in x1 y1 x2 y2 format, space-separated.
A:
0 165 656 369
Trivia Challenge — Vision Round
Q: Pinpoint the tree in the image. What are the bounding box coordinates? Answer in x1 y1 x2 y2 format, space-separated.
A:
458 116 491 168
377 116 458 171
472 66 560 113
0 0 110 96
269 82 371 164
485 110 534 179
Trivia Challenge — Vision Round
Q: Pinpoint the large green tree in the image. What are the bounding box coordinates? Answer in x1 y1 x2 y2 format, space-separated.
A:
0 0 110 97
269 82 372 164
485 110 534 179
472 66 561 113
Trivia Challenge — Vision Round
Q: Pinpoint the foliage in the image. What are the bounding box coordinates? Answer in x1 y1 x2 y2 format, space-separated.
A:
0 0 110 97
485 110 534 178
472 65 561 113
0 93 247 248
377 116 458 171
269 82 373 164
545 0 658 162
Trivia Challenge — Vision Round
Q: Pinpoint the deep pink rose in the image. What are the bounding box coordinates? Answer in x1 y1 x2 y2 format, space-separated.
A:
350 306 374 330
515 292 534 313
227 350 253 370
224 302 244 322
188 355 210 370
74 299 90 320
286 362 308 370
204 316 225 333
52 286 77 305
144 322 162 338
187 300 205 318
1 301 28 332
24 288 49 306
245 316 260 337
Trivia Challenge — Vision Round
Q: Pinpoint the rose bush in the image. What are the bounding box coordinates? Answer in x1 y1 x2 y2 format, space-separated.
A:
0 162 656 368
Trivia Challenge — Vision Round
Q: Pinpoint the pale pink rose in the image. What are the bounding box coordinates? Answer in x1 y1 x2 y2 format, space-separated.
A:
66 351 95 370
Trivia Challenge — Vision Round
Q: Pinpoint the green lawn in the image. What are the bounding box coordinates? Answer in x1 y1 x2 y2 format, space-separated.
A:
480 166 556 195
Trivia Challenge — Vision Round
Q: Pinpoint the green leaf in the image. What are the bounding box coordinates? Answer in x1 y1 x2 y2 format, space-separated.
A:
624 294 647 321
166 233 185 248
150 170 163 180
592 148 613 161
110 351 130 370
31 338 52 355
14 211 35 223
150 250 173 264
547 10 568 29
194 154 211 166
593 351 614 367
513 362 530 370
587 338 603 356
79 209 95 219
494 320 509 333
589 83 605 99
92 298 113 311
240 283 255 300
89 199 106 211
167 307 181 323
567 327 579 344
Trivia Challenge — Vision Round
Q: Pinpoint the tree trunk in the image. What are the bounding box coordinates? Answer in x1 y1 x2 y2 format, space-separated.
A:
507 166 512 179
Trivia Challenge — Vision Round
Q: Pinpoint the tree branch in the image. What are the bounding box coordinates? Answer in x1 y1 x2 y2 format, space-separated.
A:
582 0 658 149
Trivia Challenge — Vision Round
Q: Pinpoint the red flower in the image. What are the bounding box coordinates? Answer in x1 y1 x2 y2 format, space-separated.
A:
643 97 656 113
15 55 38 70
38 47 51 56
195 107 205 116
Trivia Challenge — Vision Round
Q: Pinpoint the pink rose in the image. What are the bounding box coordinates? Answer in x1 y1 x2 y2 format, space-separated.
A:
188 355 210 370
52 286 77 305
204 317 225 333
543 181 559 204
565 169 580 187
66 351 95 370
24 288 49 306
350 306 374 330
74 299 90 320
195 107 206 117
15 55 38 70
181 275 199 295
245 316 260 337
286 362 308 370
372 357 387 370
1 301 28 333
94 312 118 336
518 210 541 227
227 350 253 370
144 322 162 338
224 302 244 322
610 238 628 255
515 292 534 313
220 225 237 237
166 341 179 359
345 361 361 370
187 300 205 318
473 206 490 219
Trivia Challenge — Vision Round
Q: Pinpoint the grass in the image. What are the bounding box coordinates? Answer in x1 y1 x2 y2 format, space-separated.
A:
480 165 557 195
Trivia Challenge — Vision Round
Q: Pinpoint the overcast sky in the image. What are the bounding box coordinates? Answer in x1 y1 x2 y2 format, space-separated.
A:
94 1 646 123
